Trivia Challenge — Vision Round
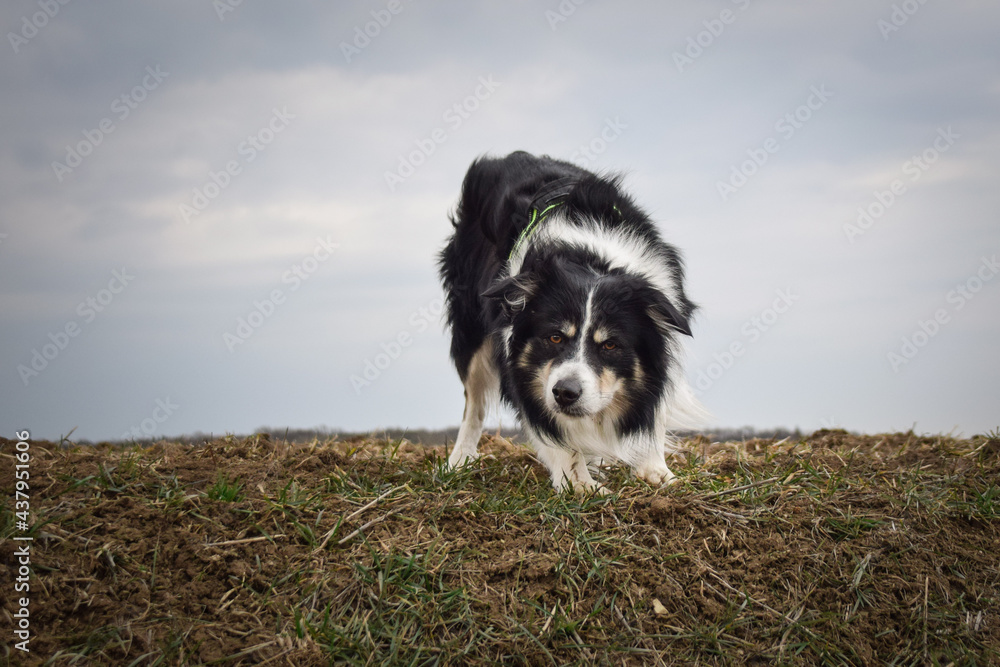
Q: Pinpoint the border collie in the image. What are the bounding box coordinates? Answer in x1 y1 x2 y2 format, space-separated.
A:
439 151 705 493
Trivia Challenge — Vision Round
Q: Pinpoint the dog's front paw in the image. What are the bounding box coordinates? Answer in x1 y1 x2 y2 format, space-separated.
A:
447 447 479 469
572 479 609 497
635 462 677 487
553 477 608 496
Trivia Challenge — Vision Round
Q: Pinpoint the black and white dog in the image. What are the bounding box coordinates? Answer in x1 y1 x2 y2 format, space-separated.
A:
439 151 705 492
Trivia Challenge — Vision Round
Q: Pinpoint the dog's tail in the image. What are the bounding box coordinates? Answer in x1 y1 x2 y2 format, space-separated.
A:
664 377 712 432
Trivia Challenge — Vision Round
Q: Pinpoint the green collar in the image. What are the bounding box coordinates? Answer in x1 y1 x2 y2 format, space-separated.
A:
508 202 625 262
509 202 562 261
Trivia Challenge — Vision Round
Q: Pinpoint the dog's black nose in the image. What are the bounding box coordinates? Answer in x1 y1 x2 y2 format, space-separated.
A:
552 378 582 407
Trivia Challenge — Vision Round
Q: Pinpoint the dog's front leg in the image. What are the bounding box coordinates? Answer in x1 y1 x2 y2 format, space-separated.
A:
532 439 606 494
448 342 497 468
634 457 676 486
449 391 485 467
631 432 677 487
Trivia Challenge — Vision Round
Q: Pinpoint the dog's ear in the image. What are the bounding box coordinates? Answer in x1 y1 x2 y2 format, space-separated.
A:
482 273 537 320
647 292 693 337
612 275 693 337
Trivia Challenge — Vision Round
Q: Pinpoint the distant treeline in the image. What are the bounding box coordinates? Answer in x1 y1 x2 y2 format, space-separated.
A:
95 425 811 447
257 425 808 446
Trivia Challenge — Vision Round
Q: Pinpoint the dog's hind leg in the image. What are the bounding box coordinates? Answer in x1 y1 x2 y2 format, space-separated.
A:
448 340 498 468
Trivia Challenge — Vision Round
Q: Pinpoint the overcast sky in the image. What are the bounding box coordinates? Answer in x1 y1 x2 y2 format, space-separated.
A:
1 1 998 442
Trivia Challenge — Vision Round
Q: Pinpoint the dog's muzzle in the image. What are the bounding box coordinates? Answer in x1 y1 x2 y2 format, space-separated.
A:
552 377 583 413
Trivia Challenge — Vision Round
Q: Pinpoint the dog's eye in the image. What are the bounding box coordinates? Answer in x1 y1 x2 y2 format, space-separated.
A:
548 334 563 344
602 341 617 351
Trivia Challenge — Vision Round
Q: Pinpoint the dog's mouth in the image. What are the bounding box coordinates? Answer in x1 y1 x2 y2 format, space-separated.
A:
556 405 590 418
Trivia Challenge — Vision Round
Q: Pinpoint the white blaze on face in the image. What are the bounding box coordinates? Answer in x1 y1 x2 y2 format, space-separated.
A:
544 288 618 417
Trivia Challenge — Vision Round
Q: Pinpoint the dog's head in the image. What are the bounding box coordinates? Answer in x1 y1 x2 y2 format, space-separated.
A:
485 256 691 427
